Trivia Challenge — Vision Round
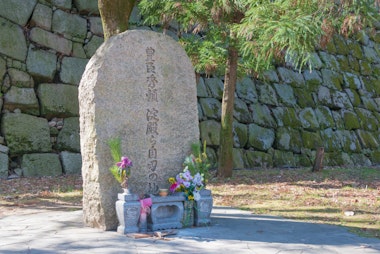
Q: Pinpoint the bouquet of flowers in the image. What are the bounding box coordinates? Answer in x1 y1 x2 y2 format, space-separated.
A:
108 138 133 188
169 168 204 201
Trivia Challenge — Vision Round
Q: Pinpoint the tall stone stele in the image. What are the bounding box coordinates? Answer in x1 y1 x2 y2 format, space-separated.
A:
79 30 199 230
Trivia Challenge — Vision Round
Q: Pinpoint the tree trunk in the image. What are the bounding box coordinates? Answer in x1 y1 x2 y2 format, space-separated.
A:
98 0 136 41
217 45 238 178
312 147 324 172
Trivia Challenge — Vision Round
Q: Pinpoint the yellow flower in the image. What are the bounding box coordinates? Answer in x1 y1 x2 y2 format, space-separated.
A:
188 195 194 200
168 177 175 184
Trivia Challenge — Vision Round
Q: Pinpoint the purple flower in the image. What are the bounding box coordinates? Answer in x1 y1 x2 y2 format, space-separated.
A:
116 156 132 169
193 173 203 186
182 169 193 181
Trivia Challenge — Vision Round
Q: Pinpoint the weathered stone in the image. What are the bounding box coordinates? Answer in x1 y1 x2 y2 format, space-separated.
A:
30 27 72 55
89 17 103 36
319 52 339 71
333 35 350 55
0 17 28 61
52 0 71 10
343 72 362 89
348 55 360 73
1 113 51 155
204 77 223 100
232 148 245 169
8 68 34 88
79 30 199 230
26 45 57 82
356 108 378 131
339 130 361 153
56 117 80 152
233 98 252 124
301 131 323 149
3 87 39 115
60 57 88 85
321 69 343 90
200 120 220 146
37 83 79 118
356 30 370 46
60 151 82 174
0 144 9 154
52 9 87 41
22 153 62 177
196 77 209 98
315 106 335 129
245 150 273 168
0 0 37 26
250 103 276 128
320 128 342 152
257 82 278 106
351 153 372 167
199 98 221 120
0 153 8 179
331 90 352 109
299 107 320 131
347 40 364 59
294 87 316 108
273 150 296 167
0 57 6 80
362 77 380 96
356 130 378 149
308 53 323 70
317 86 332 106
236 77 258 103
233 121 248 148
276 127 302 153
84 35 104 58
341 110 360 130
303 70 322 86
277 67 305 87
262 69 279 83
336 55 351 72
73 0 99 14
273 83 296 106
248 123 275 151
72 42 87 58
30 3 52 30
272 107 301 128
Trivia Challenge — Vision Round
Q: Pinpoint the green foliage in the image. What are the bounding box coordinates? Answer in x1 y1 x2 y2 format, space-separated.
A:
108 138 123 183
183 141 211 184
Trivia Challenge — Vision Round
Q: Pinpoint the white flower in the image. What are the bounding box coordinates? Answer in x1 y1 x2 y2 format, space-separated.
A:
193 191 201 201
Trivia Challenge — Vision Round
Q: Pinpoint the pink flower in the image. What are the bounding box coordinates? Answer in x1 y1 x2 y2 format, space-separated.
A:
116 156 132 169
170 183 179 193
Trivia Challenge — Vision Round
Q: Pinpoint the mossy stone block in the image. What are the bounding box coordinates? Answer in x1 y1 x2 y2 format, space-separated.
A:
200 120 221 146
236 77 258 103
342 110 360 130
273 150 296 168
301 131 322 149
233 98 252 124
22 153 62 177
245 150 273 168
356 130 379 149
249 103 276 128
276 127 302 153
248 124 275 151
272 107 302 128
273 83 296 106
233 121 248 148
315 106 335 129
199 98 221 121
299 108 320 131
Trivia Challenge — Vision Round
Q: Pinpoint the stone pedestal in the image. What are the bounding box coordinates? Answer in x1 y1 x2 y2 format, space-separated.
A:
148 194 184 231
115 192 141 234
194 189 213 226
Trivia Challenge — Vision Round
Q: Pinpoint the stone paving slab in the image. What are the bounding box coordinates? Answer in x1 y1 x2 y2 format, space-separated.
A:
0 206 379 254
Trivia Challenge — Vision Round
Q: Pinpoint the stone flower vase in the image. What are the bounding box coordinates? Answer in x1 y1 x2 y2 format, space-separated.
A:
115 189 141 234
182 199 195 227
194 189 213 226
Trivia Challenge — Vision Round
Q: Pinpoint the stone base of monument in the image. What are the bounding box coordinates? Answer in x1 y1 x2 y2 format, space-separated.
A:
148 194 185 231
194 189 213 226
116 192 141 234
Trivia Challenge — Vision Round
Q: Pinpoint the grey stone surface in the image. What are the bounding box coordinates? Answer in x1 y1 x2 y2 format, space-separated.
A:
8 68 34 88
52 0 72 10
30 3 52 30
1 207 380 254
89 17 103 36
56 117 80 152
22 153 62 177
84 35 104 57
60 57 88 85
248 123 275 151
1 113 51 154
26 45 57 82
0 153 9 179
199 120 221 146
79 30 199 230
0 57 6 80
196 77 209 98
236 77 258 103
30 27 72 55
60 151 82 174
52 9 87 41
0 0 37 26
199 98 221 120
204 77 224 100
3 87 39 115
73 0 99 14
0 17 28 61
37 83 79 118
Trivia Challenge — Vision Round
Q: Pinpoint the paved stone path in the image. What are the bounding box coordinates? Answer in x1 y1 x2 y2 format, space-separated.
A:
1 206 379 253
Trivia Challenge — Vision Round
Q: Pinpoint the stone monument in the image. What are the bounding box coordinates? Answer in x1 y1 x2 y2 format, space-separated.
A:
79 30 199 230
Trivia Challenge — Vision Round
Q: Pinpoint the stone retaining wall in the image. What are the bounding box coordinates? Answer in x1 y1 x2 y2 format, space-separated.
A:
0 0 379 178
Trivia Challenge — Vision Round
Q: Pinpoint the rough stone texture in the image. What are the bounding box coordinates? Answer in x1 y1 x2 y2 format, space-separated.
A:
79 30 199 230
1 113 51 155
37 83 79 118
0 17 28 61
26 45 57 82
52 9 87 41
56 117 80 152
3 87 40 115
0 0 37 26
8 68 34 88
22 153 62 177
200 120 221 146
60 151 82 174
84 35 104 58
60 57 88 85
0 153 9 179
30 27 72 55
73 0 99 14
30 3 52 30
